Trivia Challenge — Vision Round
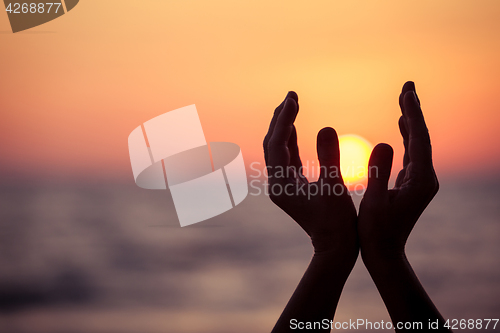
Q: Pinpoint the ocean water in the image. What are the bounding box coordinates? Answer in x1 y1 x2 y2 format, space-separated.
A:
0 179 498 332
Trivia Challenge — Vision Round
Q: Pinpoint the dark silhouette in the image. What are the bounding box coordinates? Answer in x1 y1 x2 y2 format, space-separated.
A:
263 82 450 332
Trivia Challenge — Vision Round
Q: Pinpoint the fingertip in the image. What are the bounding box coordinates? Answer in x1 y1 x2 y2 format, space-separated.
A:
403 90 418 109
368 143 393 177
398 116 408 138
366 143 393 194
286 91 298 103
283 95 298 114
402 81 415 92
317 127 338 145
274 97 299 132
398 115 405 127
399 81 414 111
317 127 341 180
372 143 394 160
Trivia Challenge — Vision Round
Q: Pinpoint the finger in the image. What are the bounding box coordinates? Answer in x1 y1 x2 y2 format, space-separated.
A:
366 143 393 197
288 126 304 175
398 116 409 167
403 89 433 173
395 116 409 188
316 127 342 184
264 91 298 166
399 81 418 111
395 82 413 187
398 82 411 140
398 81 417 138
268 97 299 181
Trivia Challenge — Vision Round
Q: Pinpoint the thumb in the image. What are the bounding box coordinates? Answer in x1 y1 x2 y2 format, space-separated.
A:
317 127 342 184
366 143 393 197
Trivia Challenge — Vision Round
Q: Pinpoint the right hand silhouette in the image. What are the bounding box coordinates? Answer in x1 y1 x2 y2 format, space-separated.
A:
358 81 439 258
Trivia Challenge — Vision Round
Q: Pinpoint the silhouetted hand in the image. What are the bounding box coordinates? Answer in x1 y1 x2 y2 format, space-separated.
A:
264 92 358 332
358 81 439 257
264 92 357 255
358 81 448 331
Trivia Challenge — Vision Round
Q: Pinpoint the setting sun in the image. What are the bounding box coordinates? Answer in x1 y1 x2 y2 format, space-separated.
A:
338 135 373 188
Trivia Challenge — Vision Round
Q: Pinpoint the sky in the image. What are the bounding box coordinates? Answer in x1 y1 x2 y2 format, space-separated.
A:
0 3 499 332
1 0 500 184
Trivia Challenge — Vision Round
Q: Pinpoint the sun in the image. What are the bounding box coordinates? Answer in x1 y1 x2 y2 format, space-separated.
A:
338 134 373 189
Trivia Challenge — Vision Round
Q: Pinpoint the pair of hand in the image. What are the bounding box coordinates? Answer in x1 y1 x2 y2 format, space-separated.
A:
263 81 439 260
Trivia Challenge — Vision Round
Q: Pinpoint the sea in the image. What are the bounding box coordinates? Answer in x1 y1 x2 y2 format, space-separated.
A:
0 178 498 332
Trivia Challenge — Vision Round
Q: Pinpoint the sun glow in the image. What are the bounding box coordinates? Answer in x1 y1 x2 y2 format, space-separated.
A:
338 135 373 189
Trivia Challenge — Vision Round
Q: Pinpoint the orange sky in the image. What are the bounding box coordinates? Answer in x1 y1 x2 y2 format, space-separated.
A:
1 0 499 184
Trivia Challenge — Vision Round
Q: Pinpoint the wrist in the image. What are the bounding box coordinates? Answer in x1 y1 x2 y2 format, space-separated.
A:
312 236 359 270
312 231 357 252
361 245 407 269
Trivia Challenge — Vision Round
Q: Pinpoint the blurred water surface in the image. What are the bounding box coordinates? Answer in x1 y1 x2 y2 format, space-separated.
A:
0 179 498 332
